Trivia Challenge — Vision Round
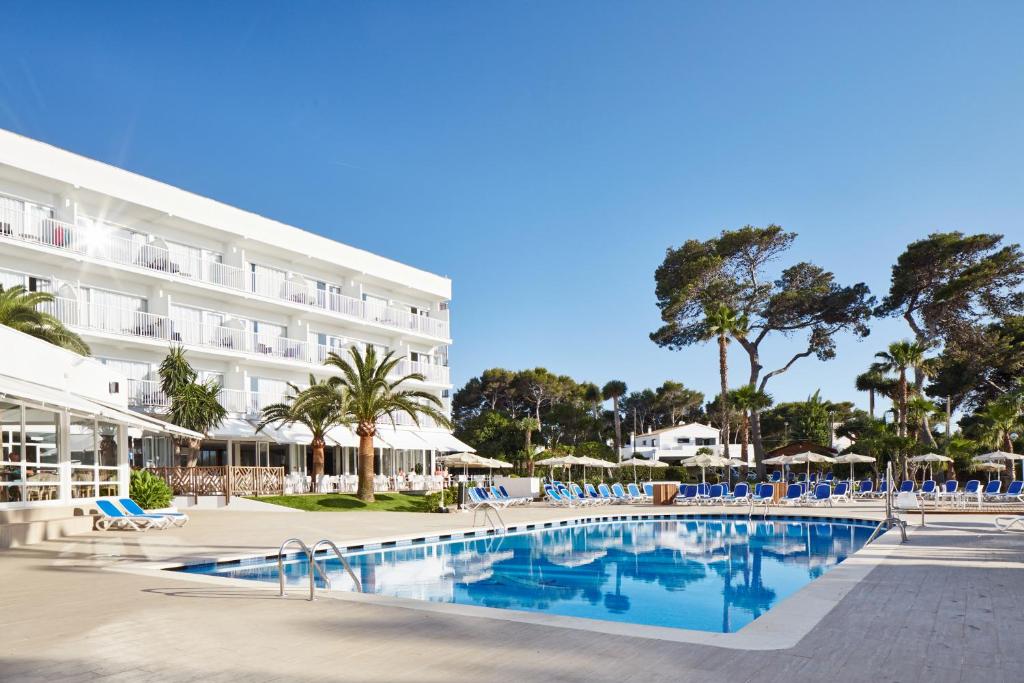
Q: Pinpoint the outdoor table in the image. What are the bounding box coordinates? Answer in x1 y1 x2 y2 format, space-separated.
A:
770 482 788 502
652 483 678 505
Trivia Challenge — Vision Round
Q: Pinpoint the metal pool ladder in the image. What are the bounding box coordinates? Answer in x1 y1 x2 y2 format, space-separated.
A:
472 501 506 532
277 537 362 601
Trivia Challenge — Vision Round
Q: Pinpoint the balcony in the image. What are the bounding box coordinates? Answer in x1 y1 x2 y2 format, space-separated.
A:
129 380 443 429
126 378 169 409
46 297 450 385
0 205 450 340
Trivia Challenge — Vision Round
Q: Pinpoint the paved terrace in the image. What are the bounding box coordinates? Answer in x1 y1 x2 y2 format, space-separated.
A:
1 501 1022 682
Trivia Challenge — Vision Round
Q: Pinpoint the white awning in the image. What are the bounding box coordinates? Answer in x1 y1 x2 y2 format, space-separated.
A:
326 425 360 448
0 373 203 439
257 422 316 445
89 398 204 439
207 418 273 442
375 426 431 450
416 430 475 453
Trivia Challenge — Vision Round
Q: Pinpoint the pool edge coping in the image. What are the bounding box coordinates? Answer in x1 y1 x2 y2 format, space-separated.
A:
104 510 901 650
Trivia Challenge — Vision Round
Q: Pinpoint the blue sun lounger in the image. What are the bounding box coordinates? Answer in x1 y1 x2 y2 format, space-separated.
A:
751 483 774 504
675 484 699 504
808 483 832 506
117 498 189 527
544 484 572 507
982 480 1003 500
95 499 168 531
724 482 750 504
782 483 803 505
991 480 1023 503
854 479 874 498
611 482 635 503
830 481 850 502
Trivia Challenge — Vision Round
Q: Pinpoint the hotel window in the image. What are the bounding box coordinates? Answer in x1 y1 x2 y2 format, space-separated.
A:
676 437 691 444
1 403 25 504
170 304 225 346
250 377 289 414
315 281 345 309
247 319 286 355
250 263 287 298
69 417 120 500
22 407 61 503
0 269 50 293
362 293 389 320
83 287 148 336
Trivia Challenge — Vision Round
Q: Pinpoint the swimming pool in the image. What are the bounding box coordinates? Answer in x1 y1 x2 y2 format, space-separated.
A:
175 516 876 633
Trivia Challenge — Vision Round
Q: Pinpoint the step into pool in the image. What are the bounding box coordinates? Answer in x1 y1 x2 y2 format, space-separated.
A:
174 517 876 633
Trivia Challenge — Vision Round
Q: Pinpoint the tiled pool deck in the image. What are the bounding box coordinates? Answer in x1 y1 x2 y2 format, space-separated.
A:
1 501 1022 682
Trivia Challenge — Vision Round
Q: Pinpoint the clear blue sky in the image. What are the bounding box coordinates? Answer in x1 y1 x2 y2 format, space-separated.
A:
2 2 1022 412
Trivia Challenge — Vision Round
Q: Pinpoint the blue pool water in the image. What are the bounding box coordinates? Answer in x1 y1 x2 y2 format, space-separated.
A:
176 517 875 633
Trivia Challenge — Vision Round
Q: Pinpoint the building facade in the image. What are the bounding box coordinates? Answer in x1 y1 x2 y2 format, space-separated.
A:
0 324 196 513
619 422 754 463
0 129 466 480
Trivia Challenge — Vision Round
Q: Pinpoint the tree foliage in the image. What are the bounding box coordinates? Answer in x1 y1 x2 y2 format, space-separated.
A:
0 284 90 355
158 347 226 467
651 225 875 471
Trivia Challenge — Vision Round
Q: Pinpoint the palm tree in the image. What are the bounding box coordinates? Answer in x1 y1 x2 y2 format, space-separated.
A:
519 416 541 475
158 347 226 467
304 346 451 502
854 365 890 420
874 340 928 478
905 395 941 448
257 375 352 484
976 400 1020 454
602 380 627 457
874 340 928 439
729 386 773 473
702 304 748 458
0 285 89 354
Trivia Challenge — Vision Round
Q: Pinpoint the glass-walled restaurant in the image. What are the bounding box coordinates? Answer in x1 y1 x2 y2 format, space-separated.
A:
1 399 126 506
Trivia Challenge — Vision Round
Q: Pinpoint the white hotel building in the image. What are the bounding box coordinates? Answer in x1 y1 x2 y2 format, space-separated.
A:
0 129 467 480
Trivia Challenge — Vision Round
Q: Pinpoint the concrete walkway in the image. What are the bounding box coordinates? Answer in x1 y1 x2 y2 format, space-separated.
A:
1 503 1021 682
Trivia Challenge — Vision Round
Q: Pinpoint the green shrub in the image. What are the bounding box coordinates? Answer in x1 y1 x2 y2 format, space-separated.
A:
425 486 459 512
129 469 173 510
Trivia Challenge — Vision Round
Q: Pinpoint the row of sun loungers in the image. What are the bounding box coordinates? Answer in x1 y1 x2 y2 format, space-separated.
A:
540 479 1024 508
95 498 190 531
467 486 533 509
850 479 1023 503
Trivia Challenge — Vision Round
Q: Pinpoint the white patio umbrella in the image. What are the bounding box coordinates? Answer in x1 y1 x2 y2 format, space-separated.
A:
763 454 794 482
833 452 875 485
789 451 836 483
574 455 618 483
535 455 583 482
909 453 953 481
973 461 1006 481
681 452 735 485
476 456 512 486
438 452 494 480
975 451 1023 479
618 457 668 483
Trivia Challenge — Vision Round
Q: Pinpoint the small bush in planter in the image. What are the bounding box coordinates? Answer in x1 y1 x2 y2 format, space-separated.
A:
129 469 173 510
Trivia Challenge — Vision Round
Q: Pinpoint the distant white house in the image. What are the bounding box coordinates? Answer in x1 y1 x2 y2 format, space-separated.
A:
619 422 753 464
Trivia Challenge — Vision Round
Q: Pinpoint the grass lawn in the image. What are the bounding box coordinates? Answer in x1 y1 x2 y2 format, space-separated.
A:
252 492 431 513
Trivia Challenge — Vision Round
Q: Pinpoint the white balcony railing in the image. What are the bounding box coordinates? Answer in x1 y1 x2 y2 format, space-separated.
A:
127 379 447 432
47 297 451 384
0 205 450 340
126 378 170 409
